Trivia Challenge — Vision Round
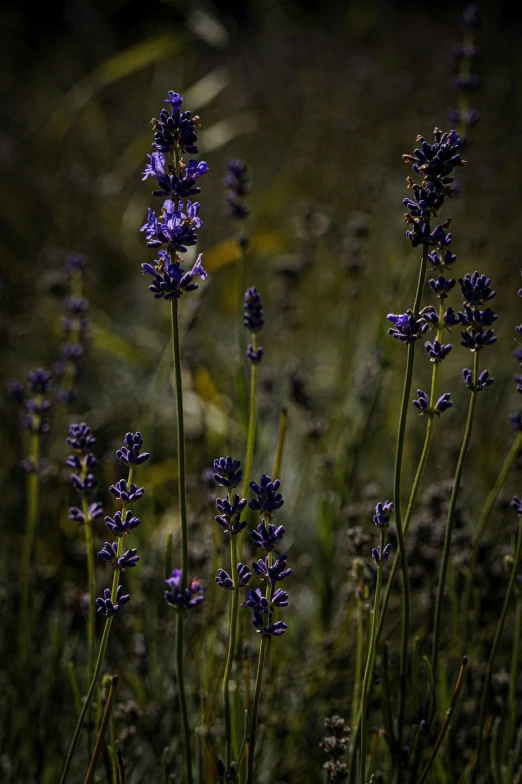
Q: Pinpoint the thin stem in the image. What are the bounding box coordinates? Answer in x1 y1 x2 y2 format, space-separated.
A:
223 533 239 768
272 408 288 479
431 350 480 686
19 431 41 658
351 598 365 731
461 431 522 628
471 517 522 783
241 334 259 501
170 298 193 784
84 675 119 784
247 636 268 784
416 657 468 784
507 596 522 752
394 240 428 745
82 495 96 679
359 528 386 783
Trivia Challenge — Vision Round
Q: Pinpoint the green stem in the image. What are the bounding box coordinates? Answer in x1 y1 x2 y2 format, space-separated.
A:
472 518 522 783
431 350 479 686
359 528 386 783
351 598 365 731
242 334 259 500
19 431 41 657
84 674 118 784
247 636 268 784
394 240 428 745
82 496 96 679
170 298 192 784
223 533 240 768
461 432 522 629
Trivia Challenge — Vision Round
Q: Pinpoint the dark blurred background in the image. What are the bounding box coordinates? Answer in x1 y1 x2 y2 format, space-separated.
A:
1 1 522 781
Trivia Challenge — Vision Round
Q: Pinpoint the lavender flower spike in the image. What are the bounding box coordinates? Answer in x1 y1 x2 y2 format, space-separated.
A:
373 501 393 528
164 569 204 610
250 519 285 551
116 431 150 466
96 585 130 616
213 456 242 489
387 312 429 343
249 474 284 515
372 543 392 564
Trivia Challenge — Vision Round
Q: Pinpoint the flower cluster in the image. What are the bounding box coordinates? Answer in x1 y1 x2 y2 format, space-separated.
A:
387 311 429 344
458 271 498 352
141 92 209 300
413 389 453 416
244 287 264 364
242 474 291 637
223 159 250 222
212 455 248 534
402 128 465 248
320 715 350 782
9 369 52 472
165 569 204 610
67 423 99 499
55 254 89 405
96 431 150 615
509 280 522 430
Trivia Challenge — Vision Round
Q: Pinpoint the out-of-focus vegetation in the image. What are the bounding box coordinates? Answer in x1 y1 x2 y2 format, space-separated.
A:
1 1 522 781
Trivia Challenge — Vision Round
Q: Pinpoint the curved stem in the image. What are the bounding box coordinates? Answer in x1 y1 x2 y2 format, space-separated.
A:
359 528 386 783
471 518 522 782
170 298 192 784
223 534 239 768
431 350 479 685
82 496 96 679
461 432 522 628
84 674 118 784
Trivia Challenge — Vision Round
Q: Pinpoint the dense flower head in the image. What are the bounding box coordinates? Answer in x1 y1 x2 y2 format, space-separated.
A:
458 304 497 328
10 370 53 438
387 312 429 344
67 422 96 452
372 543 392 564
96 585 130 616
249 474 284 515
151 91 200 155
509 412 522 432
462 368 494 391
428 249 457 269
70 470 98 494
105 510 141 536
244 287 264 333
425 339 453 362
213 456 242 488
28 369 52 394
402 128 463 182
142 253 207 300
215 493 248 534
459 272 496 305
98 543 139 570
252 553 292 583
143 153 208 199
109 479 145 503
405 220 453 249
141 200 202 253
69 502 103 524
373 501 393 528
223 159 250 220
215 568 233 590
247 344 264 364
116 432 150 466
413 389 452 415
236 562 252 586
429 275 456 298
66 253 87 274
250 519 286 551
164 569 204 610
461 328 497 351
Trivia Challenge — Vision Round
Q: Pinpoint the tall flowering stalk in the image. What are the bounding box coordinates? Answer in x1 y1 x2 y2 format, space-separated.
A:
245 474 289 784
430 270 498 683
59 430 149 784
55 254 89 407
388 128 464 742
359 502 393 781
450 3 481 145
10 368 52 659
140 91 209 784
242 287 264 499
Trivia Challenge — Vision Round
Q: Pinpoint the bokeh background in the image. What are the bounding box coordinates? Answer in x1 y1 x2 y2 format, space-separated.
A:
2 1 522 781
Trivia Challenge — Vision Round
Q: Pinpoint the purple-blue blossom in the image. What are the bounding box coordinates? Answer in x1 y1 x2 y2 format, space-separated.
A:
372 543 392 565
213 456 242 489
67 423 96 452
165 569 204 610
250 519 285 551
110 479 145 503
249 474 284 516
151 91 200 155
96 585 130 616
373 501 393 528
223 159 250 221
244 287 264 333
116 432 150 466
459 272 496 306
462 368 494 391
142 254 207 300
428 249 457 269
512 496 522 516
387 312 429 344
215 493 248 534
425 340 453 362
253 553 292 583
69 502 103 524
105 510 141 536
429 276 456 298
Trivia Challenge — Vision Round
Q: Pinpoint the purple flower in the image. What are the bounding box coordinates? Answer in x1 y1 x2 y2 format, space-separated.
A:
406 220 453 249
215 493 248 534
223 159 250 221
458 304 497 328
67 423 96 452
509 412 522 432
28 368 52 394
164 569 204 610
459 272 496 306
237 563 252 586
116 432 150 466
213 456 242 489
387 312 429 344
70 472 98 494
402 128 463 181
249 475 284 516
69 502 103 524
244 287 264 333
424 340 453 362
250 519 285 551
96 585 130 616
66 253 87 273
152 92 200 155
247 345 264 364
429 275 456 298
105 510 141 536
460 329 497 351
412 389 430 412
462 368 494 391
253 553 292 583
373 501 393 528
109 479 145 503
372 543 392 564
97 541 118 565
142 253 207 300
512 496 522 516
118 548 139 570
215 568 233 590
435 393 453 413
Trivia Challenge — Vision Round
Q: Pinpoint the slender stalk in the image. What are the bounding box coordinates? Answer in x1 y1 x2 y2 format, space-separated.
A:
242 334 259 501
351 597 365 731
431 350 480 685
117 748 126 784
170 297 193 784
84 675 119 784
272 408 287 479
507 595 522 753
247 636 268 784
19 430 41 658
359 528 386 783
60 468 132 784
394 240 429 745
416 657 468 784
82 495 96 679
461 432 522 628
471 517 522 783
223 532 239 768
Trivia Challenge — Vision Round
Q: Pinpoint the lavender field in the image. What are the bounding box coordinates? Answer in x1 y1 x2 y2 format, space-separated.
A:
2 1 522 782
